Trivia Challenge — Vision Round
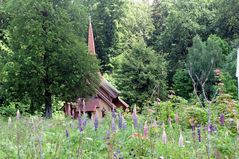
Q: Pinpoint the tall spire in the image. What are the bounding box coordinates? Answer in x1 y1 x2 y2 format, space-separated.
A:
88 16 96 55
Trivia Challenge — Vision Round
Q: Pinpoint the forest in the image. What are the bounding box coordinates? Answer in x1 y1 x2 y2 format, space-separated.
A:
0 0 239 158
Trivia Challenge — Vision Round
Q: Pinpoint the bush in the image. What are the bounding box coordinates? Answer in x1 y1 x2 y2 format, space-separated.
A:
220 72 237 98
114 39 168 107
0 102 30 117
173 68 193 99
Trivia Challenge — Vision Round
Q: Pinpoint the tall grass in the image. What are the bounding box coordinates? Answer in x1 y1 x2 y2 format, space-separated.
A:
0 112 238 159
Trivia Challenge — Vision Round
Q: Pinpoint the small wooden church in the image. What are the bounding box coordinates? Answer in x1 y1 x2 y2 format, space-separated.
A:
63 19 128 119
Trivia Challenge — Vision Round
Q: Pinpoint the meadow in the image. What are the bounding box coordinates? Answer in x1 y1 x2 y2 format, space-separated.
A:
1 0 239 158
0 102 238 159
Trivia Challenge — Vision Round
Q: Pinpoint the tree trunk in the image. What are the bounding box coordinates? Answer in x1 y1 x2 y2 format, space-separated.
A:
43 58 52 118
45 88 52 118
43 51 52 118
42 13 52 118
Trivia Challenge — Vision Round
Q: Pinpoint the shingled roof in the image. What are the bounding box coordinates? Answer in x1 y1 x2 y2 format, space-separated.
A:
85 19 128 111
62 19 129 118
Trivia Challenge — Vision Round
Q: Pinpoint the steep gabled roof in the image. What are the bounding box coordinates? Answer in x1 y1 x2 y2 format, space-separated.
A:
86 18 128 110
88 17 95 55
100 78 119 99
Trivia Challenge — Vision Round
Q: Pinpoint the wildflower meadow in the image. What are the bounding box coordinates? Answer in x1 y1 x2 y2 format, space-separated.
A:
1 0 239 158
0 101 239 159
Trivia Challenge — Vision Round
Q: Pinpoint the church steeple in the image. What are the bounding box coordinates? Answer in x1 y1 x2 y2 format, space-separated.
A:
88 17 96 55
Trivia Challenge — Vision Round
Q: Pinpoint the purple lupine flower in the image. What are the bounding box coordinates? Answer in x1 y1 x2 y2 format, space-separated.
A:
168 117 172 128
72 110 75 119
106 130 110 140
143 121 148 137
112 118 116 132
82 116 88 127
162 129 167 144
78 113 81 122
175 112 179 124
94 112 99 131
220 113 225 126
237 119 239 133
197 125 201 142
178 131 184 147
162 122 165 129
118 113 123 129
213 125 217 132
16 110 20 120
132 106 138 129
114 149 121 158
83 118 87 127
190 119 196 140
123 116 127 129
152 120 157 128
112 107 116 119
81 113 87 127
38 136 43 159
209 124 216 133
66 129 69 138
105 130 111 145
191 124 195 131
78 114 84 132
79 123 84 132
206 124 216 134
207 124 211 134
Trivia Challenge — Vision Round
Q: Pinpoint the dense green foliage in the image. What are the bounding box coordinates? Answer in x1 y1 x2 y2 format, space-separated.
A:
0 1 239 157
213 0 239 39
0 0 100 117
89 0 126 72
114 39 167 107
150 0 215 83
187 35 223 99
173 68 192 99
1 0 239 115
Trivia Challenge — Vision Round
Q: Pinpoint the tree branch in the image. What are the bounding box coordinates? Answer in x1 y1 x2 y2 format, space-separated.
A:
188 64 203 107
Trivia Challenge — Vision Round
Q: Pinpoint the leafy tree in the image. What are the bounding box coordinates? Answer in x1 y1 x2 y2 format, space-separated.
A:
1 0 100 117
173 35 228 99
85 0 155 73
0 0 11 106
88 0 126 72
213 0 239 39
110 1 155 72
115 1 154 51
114 39 167 107
187 35 223 100
150 0 216 84
220 72 237 98
207 35 230 62
223 39 239 77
